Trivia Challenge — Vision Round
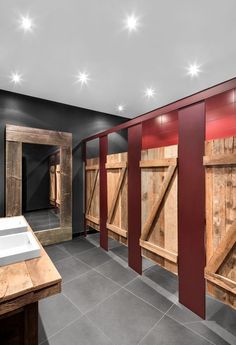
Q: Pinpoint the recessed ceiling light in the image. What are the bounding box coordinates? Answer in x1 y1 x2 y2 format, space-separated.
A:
145 87 155 99
20 15 33 32
10 72 22 85
76 72 90 86
125 14 139 32
187 63 201 77
117 105 124 112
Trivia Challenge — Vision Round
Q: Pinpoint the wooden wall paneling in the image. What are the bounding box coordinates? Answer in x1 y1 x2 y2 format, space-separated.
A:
204 136 236 308
178 102 206 319
6 141 22 216
140 145 178 274
106 152 128 245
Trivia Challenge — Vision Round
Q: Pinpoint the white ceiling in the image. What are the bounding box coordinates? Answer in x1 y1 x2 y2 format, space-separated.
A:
0 0 236 119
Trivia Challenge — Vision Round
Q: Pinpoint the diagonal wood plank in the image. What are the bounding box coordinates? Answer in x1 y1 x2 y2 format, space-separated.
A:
206 219 236 274
107 167 127 224
86 169 99 214
140 165 177 242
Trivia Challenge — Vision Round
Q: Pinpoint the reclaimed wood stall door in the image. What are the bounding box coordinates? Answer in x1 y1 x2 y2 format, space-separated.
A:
140 145 178 274
85 157 100 231
204 136 236 309
106 153 128 245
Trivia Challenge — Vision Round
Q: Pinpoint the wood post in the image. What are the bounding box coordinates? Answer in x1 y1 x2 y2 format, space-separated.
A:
99 135 108 250
128 124 142 274
178 102 206 319
82 141 87 236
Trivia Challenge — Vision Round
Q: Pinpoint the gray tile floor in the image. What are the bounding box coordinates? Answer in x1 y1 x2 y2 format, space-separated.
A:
24 208 60 231
40 233 236 345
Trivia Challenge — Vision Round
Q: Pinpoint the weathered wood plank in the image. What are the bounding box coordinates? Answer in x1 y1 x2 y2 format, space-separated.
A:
6 141 22 216
140 158 177 168
6 124 72 146
140 240 178 263
140 165 177 241
107 167 127 223
106 223 127 238
204 154 236 166
85 214 100 225
85 164 99 171
86 169 99 214
105 161 127 169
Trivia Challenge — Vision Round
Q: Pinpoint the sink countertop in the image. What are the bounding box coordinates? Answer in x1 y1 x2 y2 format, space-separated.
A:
0 216 62 315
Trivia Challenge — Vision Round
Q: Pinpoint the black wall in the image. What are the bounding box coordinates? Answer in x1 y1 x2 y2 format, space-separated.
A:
0 90 128 234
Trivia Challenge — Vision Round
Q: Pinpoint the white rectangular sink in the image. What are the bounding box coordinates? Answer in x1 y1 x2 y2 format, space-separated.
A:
0 216 28 236
0 232 41 266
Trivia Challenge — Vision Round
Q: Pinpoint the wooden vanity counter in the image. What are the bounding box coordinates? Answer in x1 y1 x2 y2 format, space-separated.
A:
0 216 62 345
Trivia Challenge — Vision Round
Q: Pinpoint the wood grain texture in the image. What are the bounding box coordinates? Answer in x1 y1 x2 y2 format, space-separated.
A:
0 217 61 315
140 145 178 274
205 136 236 308
6 124 71 146
106 152 128 243
85 157 100 230
6 141 22 216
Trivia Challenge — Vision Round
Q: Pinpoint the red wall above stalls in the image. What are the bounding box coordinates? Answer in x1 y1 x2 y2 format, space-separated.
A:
205 88 236 140
142 110 178 149
142 88 236 150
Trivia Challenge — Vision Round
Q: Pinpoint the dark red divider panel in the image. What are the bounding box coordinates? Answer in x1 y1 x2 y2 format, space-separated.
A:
178 102 206 318
99 136 108 250
128 124 142 274
82 142 87 237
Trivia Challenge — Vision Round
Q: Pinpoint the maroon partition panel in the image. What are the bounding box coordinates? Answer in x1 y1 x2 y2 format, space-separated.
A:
128 124 142 274
99 135 108 250
82 141 87 237
178 102 206 318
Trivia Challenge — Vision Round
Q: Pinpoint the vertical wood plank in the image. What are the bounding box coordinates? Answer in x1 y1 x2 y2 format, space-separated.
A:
24 302 38 345
6 141 22 216
128 124 142 274
100 136 108 250
60 146 72 233
178 102 206 319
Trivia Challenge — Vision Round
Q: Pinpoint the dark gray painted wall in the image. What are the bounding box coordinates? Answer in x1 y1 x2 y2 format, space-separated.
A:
0 90 128 234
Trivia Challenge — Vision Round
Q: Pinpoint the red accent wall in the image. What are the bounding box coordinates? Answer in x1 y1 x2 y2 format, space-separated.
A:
142 89 236 149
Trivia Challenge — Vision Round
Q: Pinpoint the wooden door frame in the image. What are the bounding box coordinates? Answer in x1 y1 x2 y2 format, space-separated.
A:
5 124 72 245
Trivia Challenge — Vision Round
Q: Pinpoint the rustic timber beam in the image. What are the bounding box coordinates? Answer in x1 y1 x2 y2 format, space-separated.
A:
203 154 236 166
140 158 177 168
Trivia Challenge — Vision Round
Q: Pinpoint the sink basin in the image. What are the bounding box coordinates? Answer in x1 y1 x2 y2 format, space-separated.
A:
0 232 41 266
0 216 28 236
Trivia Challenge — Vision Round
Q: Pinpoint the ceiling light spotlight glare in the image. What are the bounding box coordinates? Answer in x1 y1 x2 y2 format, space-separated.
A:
145 87 155 99
10 72 22 85
117 105 124 112
125 14 139 32
76 72 90 86
187 63 201 77
20 15 33 32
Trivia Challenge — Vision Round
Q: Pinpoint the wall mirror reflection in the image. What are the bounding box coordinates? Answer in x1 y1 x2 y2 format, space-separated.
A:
22 143 60 232
5 124 72 246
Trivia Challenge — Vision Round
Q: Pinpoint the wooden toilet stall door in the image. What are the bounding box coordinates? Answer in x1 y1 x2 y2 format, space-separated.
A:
204 136 236 309
85 157 100 231
140 145 178 274
106 152 128 245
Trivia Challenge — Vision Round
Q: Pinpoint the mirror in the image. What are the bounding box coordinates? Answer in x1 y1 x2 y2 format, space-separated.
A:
22 143 60 232
5 124 72 246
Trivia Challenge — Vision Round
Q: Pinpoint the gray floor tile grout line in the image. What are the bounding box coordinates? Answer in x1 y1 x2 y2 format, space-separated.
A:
39 314 83 345
122 285 171 315
84 286 124 316
137 304 174 344
83 314 117 345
